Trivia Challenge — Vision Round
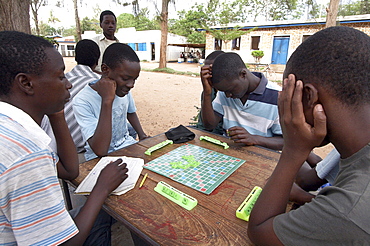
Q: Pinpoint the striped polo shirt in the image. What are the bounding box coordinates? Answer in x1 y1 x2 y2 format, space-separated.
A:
212 72 282 137
0 102 78 245
65 64 100 153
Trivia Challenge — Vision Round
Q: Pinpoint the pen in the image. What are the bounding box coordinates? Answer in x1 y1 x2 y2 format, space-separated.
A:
139 173 148 188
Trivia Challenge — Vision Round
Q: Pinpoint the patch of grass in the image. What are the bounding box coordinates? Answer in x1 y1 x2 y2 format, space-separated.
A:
141 67 199 77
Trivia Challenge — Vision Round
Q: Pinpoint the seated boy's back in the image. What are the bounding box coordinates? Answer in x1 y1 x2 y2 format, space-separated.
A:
64 39 101 153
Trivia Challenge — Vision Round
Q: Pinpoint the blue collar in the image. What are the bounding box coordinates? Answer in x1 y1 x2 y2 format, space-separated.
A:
251 72 268 95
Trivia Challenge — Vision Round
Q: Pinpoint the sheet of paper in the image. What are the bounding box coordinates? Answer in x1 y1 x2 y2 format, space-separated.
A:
75 156 144 195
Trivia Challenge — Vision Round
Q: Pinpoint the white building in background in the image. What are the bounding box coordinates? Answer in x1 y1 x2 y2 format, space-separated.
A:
54 35 76 57
82 27 188 62
199 14 370 71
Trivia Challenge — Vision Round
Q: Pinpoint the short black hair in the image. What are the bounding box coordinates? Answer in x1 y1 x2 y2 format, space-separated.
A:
212 52 246 84
285 26 370 106
204 50 225 65
75 39 100 67
102 43 139 69
0 31 54 96
100 10 116 23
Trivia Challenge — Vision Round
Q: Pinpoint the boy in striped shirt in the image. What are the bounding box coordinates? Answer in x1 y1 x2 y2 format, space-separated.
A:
200 52 283 150
0 31 128 245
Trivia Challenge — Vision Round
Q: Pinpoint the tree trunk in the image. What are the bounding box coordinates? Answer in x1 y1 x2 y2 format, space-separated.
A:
159 0 169 69
0 0 31 33
34 12 40 35
325 0 340 28
30 0 42 35
362 0 369 14
73 0 82 41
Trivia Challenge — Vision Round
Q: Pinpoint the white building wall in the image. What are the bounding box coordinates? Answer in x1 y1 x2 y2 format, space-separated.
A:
88 28 188 62
203 14 370 67
55 36 76 57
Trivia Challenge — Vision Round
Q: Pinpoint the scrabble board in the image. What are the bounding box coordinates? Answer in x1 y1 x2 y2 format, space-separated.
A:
144 144 245 195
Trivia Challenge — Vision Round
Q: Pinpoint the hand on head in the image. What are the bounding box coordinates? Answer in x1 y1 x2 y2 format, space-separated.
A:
93 76 117 102
278 74 327 155
200 65 213 95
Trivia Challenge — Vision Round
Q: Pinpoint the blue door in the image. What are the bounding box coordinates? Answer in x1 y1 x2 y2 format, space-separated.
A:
271 37 290 64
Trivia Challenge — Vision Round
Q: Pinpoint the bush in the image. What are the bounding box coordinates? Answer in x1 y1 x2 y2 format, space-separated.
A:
251 50 264 58
251 50 264 63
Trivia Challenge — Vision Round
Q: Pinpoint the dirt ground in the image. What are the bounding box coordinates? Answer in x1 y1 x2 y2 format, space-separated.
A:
63 57 334 159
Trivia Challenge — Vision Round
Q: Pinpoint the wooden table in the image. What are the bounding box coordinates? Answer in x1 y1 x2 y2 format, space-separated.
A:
71 127 280 245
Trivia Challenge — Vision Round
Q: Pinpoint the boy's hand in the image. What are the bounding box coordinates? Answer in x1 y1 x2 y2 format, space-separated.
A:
278 74 327 155
200 64 213 95
94 76 117 103
95 159 128 194
227 126 256 146
47 109 65 118
139 134 150 141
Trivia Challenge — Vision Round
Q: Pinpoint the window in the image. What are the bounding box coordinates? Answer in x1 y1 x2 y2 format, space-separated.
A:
251 36 260 50
302 35 312 43
128 43 136 50
138 43 147 51
232 37 241 50
67 45 74 51
127 43 147 51
214 39 222 50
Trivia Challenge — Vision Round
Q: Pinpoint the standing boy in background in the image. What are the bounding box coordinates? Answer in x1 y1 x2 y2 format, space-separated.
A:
0 31 128 245
73 43 148 161
200 52 284 150
91 10 138 138
91 10 119 74
248 26 370 244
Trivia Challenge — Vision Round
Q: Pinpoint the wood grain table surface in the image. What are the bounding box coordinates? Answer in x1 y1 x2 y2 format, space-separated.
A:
71 127 280 245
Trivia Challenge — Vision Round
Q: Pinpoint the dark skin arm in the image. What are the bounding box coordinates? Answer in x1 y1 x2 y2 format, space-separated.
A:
248 75 327 245
127 112 149 140
88 77 116 157
289 183 316 206
295 161 327 191
200 65 223 130
289 161 327 205
306 152 322 168
48 110 79 180
61 159 128 245
227 126 284 150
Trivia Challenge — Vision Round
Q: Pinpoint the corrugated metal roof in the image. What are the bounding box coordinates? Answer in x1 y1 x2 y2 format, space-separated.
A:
197 14 370 31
